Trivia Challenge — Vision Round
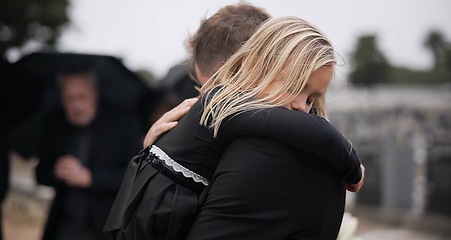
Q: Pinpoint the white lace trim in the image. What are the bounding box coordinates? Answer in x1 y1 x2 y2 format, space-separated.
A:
149 145 210 186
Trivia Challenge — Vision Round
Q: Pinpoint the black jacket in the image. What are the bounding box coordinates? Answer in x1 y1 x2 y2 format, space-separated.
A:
35 106 142 240
187 137 347 240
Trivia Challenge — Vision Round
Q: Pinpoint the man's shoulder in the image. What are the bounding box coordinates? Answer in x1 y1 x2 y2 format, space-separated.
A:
226 136 294 153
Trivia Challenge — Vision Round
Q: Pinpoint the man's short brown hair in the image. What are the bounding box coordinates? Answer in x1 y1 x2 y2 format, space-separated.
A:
187 3 271 78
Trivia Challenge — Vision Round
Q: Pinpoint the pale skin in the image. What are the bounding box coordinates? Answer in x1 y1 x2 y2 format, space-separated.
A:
143 64 365 192
54 75 97 188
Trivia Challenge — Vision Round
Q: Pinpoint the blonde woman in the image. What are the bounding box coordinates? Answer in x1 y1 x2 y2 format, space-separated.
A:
107 16 363 240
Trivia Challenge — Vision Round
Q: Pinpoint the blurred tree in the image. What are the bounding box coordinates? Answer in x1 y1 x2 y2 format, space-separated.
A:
445 48 451 75
383 30 451 84
0 0 70 60
424 30 448 69
423 30 451 83
348 35 390 86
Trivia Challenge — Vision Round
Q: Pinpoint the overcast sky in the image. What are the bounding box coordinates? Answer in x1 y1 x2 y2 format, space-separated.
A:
57 0 451 81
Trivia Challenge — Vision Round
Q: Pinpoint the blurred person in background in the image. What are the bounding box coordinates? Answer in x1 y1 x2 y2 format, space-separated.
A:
35 67 142 240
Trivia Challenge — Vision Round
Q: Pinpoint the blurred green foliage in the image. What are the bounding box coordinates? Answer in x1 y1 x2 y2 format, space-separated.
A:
348 35 390 86
0 0 70 59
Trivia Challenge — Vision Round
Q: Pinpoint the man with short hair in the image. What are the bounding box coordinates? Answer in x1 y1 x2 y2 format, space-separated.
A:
36 68 142 240
107 3 363 239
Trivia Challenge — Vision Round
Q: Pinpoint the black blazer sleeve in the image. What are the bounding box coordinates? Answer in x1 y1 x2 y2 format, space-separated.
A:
219 107 362 184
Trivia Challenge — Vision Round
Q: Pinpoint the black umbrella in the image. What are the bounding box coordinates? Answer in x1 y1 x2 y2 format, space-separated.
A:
4 51 152 117
1 51 156 157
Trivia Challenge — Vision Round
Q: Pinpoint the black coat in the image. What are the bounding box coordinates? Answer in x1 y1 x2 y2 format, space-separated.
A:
35 106 143 240
186 137 346 240
104 102 362 239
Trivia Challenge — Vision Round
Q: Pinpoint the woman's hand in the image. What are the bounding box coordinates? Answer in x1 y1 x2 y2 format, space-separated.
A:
342 164 365 192
143 97 198 148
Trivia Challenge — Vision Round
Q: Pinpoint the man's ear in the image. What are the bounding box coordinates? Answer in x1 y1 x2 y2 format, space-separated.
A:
194 63 209 86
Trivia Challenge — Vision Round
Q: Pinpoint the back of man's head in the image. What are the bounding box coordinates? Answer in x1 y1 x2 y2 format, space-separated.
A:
188 3 271 80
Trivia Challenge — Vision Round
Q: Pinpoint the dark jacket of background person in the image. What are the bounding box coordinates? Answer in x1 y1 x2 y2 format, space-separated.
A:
0 60 12 240
187 137 346 240
35 104 142 240
0 123 7 240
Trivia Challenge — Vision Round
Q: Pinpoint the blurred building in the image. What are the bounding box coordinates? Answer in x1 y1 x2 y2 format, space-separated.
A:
328 84 451 230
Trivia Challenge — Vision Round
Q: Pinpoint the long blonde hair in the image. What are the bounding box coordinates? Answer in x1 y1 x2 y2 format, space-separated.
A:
200 16 336 136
